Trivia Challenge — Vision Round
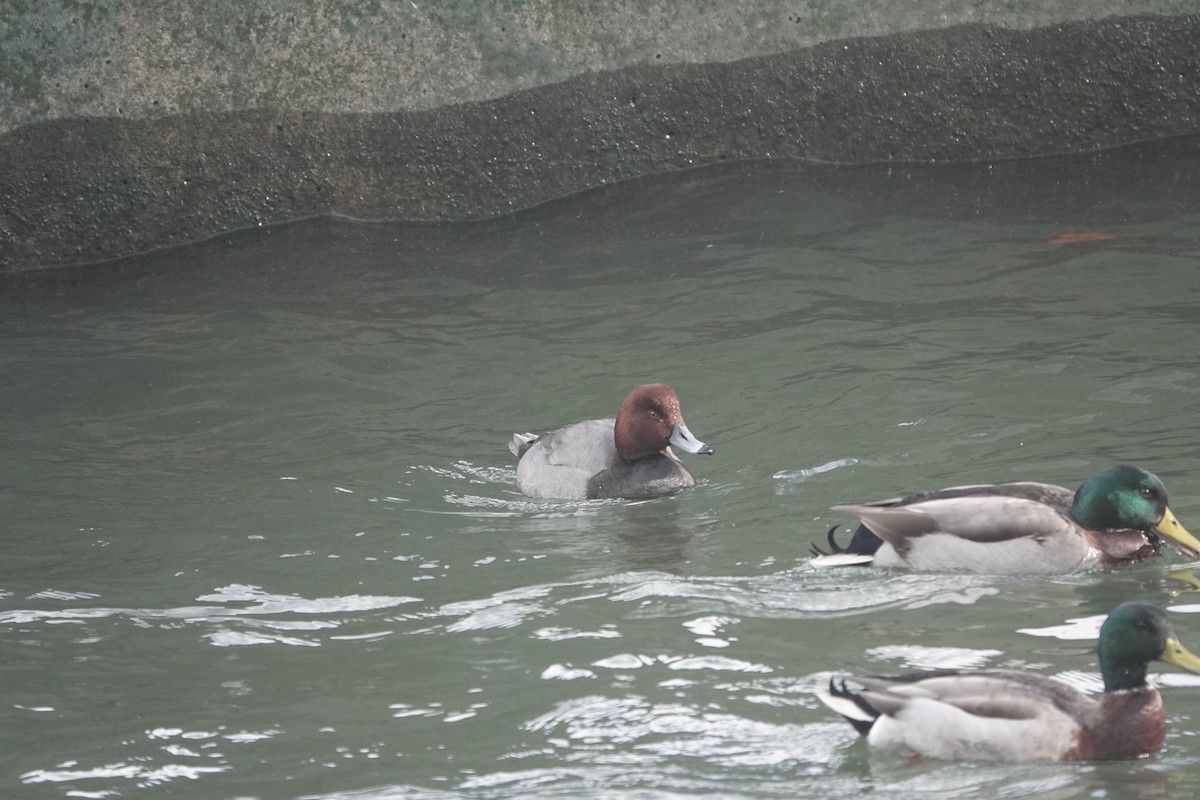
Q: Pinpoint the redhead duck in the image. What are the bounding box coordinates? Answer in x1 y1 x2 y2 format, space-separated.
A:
508 383 713 500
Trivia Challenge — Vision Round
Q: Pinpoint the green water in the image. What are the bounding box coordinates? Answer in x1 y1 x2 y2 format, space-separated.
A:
5 139 1200 799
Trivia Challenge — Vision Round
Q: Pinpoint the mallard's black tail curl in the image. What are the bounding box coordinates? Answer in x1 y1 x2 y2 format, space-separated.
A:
809 524 885 561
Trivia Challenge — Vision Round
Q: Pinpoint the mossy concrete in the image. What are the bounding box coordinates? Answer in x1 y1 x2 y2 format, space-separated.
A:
1 3 1199 270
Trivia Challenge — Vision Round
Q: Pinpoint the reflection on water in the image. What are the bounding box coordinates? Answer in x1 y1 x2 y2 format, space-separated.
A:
4 137 1200 798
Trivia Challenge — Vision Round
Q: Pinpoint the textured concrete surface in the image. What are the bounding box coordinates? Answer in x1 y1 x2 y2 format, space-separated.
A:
2 4 1199 270
5 1 1194 135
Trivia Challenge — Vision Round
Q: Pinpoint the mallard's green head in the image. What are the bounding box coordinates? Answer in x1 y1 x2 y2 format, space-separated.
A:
1098 602 1200 692
1071 465 1200 556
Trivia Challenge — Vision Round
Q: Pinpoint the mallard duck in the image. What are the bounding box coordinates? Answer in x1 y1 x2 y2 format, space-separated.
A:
809 464 1200 573
818 602 1200 761
509 383 713 500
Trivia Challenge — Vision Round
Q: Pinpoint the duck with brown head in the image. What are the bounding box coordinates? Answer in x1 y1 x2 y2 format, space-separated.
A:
509 383 713 500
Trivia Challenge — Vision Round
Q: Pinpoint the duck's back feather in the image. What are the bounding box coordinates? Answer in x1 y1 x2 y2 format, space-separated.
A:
829 481 1089 570
823 669 1105 761
859 481 1075 509
513 419 616 500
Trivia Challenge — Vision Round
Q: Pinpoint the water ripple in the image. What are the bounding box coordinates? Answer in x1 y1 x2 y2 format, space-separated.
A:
863 644 1004 670
0 584 422 646
524 694 840 770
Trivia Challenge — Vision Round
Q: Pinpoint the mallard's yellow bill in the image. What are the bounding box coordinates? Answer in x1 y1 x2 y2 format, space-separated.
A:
1155 507 1200 557
1162 636 1200 674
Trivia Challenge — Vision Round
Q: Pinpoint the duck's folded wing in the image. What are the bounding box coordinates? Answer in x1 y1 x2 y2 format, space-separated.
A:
860 686 1052 723
535 419 616 473
833 494 1075 546
512 419 617 499
853 671 1089 760
857 482 1074 508
858 670 1086 708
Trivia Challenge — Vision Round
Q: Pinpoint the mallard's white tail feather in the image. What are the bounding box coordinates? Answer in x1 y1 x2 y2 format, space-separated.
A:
817 690 876 725
810 552 875 567
509 432 538 457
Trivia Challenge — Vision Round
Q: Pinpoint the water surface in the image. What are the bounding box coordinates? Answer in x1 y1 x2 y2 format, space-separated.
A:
5 138 1200 799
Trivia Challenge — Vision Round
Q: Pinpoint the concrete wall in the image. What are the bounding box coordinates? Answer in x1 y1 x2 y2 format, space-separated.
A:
2 1 1198 270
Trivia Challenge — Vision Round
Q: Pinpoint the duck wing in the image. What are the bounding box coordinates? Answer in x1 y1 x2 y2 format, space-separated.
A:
510 419 618 499
854 669 1085 714
536 419 615 472
833 482 1076 549
822 669 1093 761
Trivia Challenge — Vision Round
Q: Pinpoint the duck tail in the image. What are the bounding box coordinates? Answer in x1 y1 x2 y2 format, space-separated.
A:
816 677 878 738
509 432 539 458
809 524 883 567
